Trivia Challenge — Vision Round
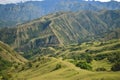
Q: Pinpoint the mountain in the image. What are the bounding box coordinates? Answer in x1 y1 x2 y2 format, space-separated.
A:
0 0 120 27
0 10 120 53
0 41 27 63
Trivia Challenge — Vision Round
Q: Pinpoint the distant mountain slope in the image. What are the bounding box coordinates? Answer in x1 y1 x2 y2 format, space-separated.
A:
0 0 120 27
0 10 120 52
0 41 27 63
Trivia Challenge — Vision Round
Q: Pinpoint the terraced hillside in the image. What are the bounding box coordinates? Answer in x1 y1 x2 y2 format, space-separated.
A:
0 10 120 53
10 39 120 80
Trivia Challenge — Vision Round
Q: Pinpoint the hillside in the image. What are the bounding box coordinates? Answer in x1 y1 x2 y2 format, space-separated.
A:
31 39 120 71
0 41 28 79
0 41 27 63
13 58 120 80
11 39 120 80
0 0 120 27
0 10 120 53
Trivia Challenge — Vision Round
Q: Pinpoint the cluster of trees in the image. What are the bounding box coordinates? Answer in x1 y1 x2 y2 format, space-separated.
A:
76 61 92 70
69 50 120 71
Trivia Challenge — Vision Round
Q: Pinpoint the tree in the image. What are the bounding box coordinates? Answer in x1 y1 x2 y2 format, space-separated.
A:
76 62 92 70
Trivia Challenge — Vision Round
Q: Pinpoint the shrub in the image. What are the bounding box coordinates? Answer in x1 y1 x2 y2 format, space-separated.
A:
53 64 61 71
76 61 92 70
96 67 106 71
35 64 39 68
72 54 93 63
94 54 107 60
111 62 120 71
107 53 120 63
21 66 25 71
27 62 32 68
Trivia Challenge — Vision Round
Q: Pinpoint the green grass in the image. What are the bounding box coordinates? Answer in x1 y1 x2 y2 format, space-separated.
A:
1 39 120 80
91 59 112 71
13 57 120 80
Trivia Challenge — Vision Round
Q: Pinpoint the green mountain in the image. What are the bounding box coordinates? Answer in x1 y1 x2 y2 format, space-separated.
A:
0 10 120 51
0 0 120 27
0 10 120 53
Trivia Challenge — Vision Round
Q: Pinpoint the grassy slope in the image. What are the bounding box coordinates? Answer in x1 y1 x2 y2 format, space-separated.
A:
0 41 27 64
14 57 120 80
13 39 120 80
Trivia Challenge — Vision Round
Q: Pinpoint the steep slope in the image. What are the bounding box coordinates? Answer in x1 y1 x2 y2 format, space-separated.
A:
0 41 27 63
0 0 120 27
0 10 120 53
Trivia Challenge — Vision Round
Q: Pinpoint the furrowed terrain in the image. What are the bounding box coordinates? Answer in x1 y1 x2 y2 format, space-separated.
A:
0 10 120 54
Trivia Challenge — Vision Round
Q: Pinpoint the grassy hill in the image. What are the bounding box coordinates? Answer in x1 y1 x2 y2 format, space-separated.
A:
0 39 119 80
0 10 120 54
13 57 120 80
6 39 119 80
31 39 120 70
0 41 27 63
0 41 28 79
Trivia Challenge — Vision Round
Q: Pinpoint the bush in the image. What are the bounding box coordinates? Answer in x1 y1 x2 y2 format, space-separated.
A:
72 54 93 63
96 67 106 71
53 64 61 71
76 61 92 70
27 62 32 68
20 66 25 71
94 54 107 60
111 62 120 71
107 53 120 63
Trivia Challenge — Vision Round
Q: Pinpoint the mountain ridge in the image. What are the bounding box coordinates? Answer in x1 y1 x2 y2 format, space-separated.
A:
0 0 120 27
0 10 120 53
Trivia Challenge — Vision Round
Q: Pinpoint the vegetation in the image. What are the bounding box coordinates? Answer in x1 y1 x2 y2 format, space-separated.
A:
111 62 120 71
1 0 120 27
0 39 120 80
53 63 62 71
0 2 120 79
96 67 107 71
0 10 120 56
76 61 92 70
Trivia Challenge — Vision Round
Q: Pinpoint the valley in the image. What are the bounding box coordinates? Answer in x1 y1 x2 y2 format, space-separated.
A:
0 39 120 80
0 0 120 80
